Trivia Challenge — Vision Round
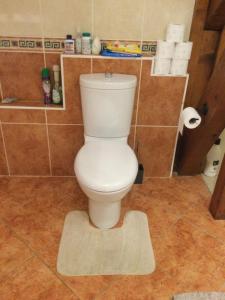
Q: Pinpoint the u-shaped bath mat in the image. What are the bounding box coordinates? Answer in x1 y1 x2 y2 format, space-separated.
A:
57 210 156 276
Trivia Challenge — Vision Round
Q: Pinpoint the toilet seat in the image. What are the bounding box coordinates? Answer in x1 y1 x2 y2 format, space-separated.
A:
75 141 138 193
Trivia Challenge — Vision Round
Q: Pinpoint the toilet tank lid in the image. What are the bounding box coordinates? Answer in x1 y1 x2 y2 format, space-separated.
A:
80 73 137 89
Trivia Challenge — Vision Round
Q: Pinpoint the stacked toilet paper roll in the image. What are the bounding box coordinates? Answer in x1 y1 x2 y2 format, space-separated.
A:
154 24 193 76
154 40 175 75
166 24 185 43
171 41 193 75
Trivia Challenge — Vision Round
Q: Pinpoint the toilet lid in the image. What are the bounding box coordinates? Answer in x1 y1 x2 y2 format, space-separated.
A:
75 142 138 193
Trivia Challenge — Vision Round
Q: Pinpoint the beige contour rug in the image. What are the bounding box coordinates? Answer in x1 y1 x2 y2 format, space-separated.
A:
173 292 225 300
57 210 156 276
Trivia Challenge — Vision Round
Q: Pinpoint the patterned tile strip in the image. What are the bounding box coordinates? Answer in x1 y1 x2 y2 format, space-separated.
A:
0 37 156 56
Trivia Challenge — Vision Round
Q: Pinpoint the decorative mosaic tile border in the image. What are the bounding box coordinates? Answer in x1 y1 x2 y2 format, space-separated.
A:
0 37 156 56
0 37 64 52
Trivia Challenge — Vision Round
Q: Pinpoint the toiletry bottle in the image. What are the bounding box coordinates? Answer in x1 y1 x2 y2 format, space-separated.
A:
52 65 61 104
204 138 222 177
75 29 82 54
92 37 101 55
41 68 51 105
64 34 75 54
82 32 92 55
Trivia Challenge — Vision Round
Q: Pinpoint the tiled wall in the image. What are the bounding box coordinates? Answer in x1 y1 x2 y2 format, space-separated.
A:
0 0 191 178
0 0 195 41
0 55 187 178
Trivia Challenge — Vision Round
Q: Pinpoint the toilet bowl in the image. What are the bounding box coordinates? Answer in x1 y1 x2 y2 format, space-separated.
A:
74 73 138 229
75 139 138 229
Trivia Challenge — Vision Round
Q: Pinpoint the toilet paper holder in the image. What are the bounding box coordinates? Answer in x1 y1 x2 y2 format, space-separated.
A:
197 102 208 116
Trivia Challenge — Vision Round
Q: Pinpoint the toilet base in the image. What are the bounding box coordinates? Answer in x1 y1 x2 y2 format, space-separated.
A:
89 199 121 229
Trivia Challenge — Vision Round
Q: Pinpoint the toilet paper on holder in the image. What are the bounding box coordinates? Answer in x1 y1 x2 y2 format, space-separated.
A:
179 107 201 134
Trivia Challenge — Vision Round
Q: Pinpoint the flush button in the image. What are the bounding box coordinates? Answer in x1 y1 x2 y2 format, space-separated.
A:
105 72 112 79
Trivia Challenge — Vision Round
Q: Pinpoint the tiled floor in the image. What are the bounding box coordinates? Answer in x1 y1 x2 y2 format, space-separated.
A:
0 175 225 299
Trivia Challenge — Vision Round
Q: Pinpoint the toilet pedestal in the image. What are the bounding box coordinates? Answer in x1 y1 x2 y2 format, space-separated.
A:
89 199 121 229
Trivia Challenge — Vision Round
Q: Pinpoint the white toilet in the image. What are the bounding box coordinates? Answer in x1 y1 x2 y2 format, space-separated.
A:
74 73 138 229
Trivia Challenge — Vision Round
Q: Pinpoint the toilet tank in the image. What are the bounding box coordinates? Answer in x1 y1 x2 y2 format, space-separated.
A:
80 73 137 138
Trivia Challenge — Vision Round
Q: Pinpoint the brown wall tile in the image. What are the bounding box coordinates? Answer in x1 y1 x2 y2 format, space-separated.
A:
48 125 84 176
45 53 61 68
0 52 45 101
138 60 186 126
0 128 8 175
47 57 91 124
0 109 45 123
2 124 50 175
136 126 177 177
92 58 141 125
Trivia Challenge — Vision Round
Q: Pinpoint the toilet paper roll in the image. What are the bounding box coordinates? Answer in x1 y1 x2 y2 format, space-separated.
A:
170 58 189 75
156 40 175 58
174 42 193 59
154 58 171 75
166 23 185 43
182 107 201 129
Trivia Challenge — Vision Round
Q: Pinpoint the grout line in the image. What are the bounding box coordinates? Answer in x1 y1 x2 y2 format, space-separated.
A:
0 122 11 175
38 0 47 68
0 105 65 111
0 49 46 54
133 59 143 151
60 55 67 111
90 0 94 73
144 176 171 179
48 123 83 126
91 0 94 37
0 175 76 178
0 122 83 126
136 124 178 128
45 111 52 176
0 80 4 100
169 75 190 177
1 122 46 126
0 123 177 128
140 0 146 51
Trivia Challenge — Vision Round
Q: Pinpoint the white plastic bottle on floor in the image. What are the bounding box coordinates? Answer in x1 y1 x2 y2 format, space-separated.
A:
204 139 222 177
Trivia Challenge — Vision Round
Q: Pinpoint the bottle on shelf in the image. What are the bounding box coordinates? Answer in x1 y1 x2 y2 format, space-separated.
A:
64 34 75 54
41 68 51 105
82 32 92 55
52 65 62 104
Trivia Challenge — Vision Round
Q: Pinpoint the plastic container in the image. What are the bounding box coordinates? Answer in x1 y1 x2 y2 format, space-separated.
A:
204 139 222 177
92 37 101 55
52 65 61 104
64 34 75 54
75 30 82 54
41 68 51 105
82 32 92 55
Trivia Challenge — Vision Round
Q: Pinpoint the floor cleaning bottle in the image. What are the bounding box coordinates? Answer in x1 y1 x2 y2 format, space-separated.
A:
204 138 222 177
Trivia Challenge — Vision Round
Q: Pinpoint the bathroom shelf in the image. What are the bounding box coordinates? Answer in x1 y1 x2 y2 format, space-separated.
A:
0 99 64 110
